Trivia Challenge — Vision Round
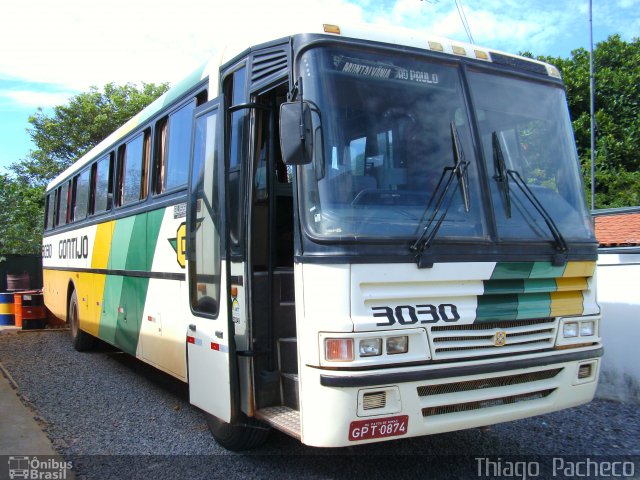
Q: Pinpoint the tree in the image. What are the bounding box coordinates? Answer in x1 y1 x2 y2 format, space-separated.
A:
2 82 169 254
0 175 44 254
12 82 170 187
536 35 640 208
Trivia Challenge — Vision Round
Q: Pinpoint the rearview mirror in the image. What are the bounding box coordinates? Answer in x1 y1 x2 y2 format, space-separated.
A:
279 101 313 165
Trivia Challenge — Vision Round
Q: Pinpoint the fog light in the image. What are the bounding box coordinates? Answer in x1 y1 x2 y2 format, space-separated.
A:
359 338 382 357
563 322 579 338
578 363 593 379
325 338 354 361
386 336 408 355
580 321 595 337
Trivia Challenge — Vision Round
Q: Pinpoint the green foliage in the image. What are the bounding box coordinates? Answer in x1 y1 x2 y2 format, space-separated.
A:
0 175 45 254
536 35 640 208
2 82 169 254
12 82 170 187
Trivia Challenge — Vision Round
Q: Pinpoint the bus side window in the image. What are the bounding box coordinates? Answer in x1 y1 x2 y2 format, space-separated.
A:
44 194 55 230
154 100 197 194
117 129 150 207
58 181 70 225
73 168 91 222
189 108 221 316
93 153 114 213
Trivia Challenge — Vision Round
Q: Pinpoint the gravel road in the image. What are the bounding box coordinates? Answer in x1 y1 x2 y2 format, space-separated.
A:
0 331 638 479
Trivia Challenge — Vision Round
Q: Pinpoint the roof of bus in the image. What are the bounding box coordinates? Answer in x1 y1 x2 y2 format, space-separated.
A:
46 22 558 191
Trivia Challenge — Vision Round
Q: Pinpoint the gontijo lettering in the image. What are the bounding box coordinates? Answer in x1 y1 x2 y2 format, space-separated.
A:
59 235 89 259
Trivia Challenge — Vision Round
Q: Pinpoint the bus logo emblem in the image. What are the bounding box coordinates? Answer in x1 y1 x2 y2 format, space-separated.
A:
494 331 507 347
168 223 187 268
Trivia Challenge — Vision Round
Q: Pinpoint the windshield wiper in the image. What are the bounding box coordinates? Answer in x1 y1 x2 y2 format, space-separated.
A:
491 131 568 265
492 132 511 217
411 122 470 268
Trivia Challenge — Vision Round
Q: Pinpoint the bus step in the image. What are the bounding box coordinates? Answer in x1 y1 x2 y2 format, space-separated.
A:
255 406 301 439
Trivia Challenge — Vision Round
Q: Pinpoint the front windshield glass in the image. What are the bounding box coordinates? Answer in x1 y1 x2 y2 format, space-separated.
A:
468 70 594 241
299 47 486 240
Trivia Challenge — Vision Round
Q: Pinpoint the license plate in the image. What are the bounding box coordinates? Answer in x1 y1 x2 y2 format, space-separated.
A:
348 415 409 441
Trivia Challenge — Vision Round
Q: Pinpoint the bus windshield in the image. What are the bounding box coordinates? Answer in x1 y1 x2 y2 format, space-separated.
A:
298 46 594 245
299 47 487 241
467 70 594 241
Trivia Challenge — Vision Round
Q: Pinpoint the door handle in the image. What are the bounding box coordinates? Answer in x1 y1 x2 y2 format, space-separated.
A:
188 324 196 332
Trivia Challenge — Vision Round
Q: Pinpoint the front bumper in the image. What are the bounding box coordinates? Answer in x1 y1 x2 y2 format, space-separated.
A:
299 347 602 447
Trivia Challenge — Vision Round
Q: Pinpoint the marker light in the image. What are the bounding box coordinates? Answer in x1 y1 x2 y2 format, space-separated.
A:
563 322 579 338
428 41 444 52
323 24 341 34
580 321 595 337
386 336 408 355
359 338 382 357
325 338 354 361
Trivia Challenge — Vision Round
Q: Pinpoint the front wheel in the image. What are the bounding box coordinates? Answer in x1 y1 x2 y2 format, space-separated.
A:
206 413 270 451
68 290 94 351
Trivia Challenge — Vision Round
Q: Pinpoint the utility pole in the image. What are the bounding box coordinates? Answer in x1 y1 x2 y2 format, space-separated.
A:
589 0 596 211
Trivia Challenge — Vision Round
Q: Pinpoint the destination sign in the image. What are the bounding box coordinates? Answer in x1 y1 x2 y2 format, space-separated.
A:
332 54 450 87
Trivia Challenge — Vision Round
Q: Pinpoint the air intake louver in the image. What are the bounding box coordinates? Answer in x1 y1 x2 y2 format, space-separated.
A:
251 50 288 85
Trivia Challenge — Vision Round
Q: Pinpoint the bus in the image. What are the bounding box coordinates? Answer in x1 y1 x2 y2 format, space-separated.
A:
42 23 602 450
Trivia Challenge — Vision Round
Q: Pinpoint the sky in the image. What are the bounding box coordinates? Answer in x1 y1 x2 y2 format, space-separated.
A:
1 0 638 174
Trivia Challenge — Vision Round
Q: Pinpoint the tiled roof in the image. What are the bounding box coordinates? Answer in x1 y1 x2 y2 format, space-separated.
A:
594 212 640 247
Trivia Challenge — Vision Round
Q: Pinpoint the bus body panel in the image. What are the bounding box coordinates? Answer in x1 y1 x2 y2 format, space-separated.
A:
43 204 190 380
296 261 600 446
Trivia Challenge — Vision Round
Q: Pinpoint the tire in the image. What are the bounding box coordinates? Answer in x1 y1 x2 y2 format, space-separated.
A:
68 290 94 351
206 413 271 451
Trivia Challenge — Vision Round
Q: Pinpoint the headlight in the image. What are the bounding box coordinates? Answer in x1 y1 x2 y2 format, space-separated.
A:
359 338 382 357
580 321 595 337
563 322 579 338
386 336 408 354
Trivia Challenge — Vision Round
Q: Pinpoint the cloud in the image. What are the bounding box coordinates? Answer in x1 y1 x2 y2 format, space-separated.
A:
0 0 366 91
0 0 637 93
0 89 75 109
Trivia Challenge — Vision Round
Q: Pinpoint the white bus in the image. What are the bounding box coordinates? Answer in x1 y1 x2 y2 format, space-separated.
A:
42 23 602 450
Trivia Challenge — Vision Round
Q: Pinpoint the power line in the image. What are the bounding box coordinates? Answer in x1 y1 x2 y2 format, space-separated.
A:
455 0 475 44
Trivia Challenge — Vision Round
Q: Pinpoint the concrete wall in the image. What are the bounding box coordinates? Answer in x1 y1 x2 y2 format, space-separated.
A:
596 252 640 403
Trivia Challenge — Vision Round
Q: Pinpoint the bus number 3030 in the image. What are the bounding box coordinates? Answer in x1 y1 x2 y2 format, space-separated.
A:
372 304 460 326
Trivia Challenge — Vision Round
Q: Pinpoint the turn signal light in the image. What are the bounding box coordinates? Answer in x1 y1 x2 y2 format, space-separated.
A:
325 338 354 361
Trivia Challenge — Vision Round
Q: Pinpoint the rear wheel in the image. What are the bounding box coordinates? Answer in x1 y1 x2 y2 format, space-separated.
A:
68 290 94 351
206 413 270 451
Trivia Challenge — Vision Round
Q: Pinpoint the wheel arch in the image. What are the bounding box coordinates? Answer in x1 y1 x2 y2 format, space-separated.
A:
66 279 76 324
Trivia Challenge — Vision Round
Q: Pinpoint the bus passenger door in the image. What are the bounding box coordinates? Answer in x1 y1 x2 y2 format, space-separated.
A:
186 98 232 421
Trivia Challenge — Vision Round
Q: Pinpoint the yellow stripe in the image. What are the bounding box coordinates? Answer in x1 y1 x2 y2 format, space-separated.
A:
555 277 588 292
550 291 584 317
92 220 115 269
0 304 14 315
563 261 596 278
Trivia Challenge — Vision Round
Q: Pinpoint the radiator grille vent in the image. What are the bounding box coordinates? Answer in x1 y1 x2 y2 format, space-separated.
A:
417 368 562 397
422 389 555 417
429 318 557 360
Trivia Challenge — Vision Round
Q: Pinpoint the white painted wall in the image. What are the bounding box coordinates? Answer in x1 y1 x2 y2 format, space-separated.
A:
596 253 640 403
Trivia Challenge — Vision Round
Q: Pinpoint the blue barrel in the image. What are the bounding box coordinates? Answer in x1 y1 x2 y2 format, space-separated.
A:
0 292 15 325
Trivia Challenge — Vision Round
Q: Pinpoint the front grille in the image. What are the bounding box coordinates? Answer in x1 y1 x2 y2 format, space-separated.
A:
429 318 557 360
417 368 563 397
422 389 555 417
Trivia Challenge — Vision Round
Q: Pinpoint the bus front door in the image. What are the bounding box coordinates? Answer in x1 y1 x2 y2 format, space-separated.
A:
186 98 233 422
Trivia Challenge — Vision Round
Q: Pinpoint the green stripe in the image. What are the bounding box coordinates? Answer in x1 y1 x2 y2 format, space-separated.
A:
98 208 167 355
477 294 519 322
516 293 551 319
523 278 557 293
490 263 534 280
529 262 567 279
